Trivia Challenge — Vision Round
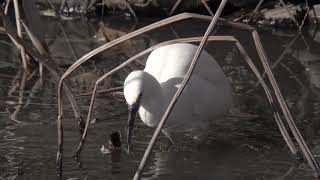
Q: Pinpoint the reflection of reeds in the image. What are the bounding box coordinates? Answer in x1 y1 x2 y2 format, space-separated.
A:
8 70 27 123
6 68 41 123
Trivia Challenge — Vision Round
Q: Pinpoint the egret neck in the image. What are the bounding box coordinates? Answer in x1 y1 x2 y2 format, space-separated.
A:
124 70 165 150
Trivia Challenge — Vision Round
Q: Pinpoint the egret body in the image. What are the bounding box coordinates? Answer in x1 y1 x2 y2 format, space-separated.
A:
124 43 233 145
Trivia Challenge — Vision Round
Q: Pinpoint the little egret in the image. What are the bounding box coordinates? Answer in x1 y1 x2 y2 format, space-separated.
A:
124 43 233 147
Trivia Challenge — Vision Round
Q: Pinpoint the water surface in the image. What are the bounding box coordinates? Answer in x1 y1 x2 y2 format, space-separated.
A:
1 15 320 180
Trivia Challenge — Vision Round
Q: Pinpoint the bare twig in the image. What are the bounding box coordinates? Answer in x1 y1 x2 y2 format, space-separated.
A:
201 0 214 16
13 0 28 70
168 0 181 16
59 22 78 60
125 0 137 20
278 0 301 30
299 0 310 31
4 0 11 14
77 86 123 96
21 20 48 56
60 0 67 14
248 0 264 22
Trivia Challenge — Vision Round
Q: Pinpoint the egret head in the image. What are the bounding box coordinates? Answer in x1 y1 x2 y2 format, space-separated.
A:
123 70 145 151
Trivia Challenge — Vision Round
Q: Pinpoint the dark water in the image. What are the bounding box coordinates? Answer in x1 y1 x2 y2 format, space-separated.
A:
1 15 320 180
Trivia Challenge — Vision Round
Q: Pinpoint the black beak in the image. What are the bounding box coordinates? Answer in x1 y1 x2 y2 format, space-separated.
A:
127 94 142 152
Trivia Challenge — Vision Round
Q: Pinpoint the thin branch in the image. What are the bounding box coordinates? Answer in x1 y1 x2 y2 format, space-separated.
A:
4 0 11 14
77 86 123 96
13 0 28 70
201 0 214 16
278 0 301 30
168 0 181 16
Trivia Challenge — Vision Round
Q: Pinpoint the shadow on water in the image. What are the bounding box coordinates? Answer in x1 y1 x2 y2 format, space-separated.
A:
1 14 320 179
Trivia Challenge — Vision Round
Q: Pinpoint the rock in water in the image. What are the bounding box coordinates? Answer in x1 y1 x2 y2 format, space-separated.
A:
109 130 122 148
100 131 122 154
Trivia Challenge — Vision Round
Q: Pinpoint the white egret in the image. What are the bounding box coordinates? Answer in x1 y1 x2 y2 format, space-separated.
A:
124 43 233 147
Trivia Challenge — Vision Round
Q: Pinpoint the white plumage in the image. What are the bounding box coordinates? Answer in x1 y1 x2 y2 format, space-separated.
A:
124 43 233 138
